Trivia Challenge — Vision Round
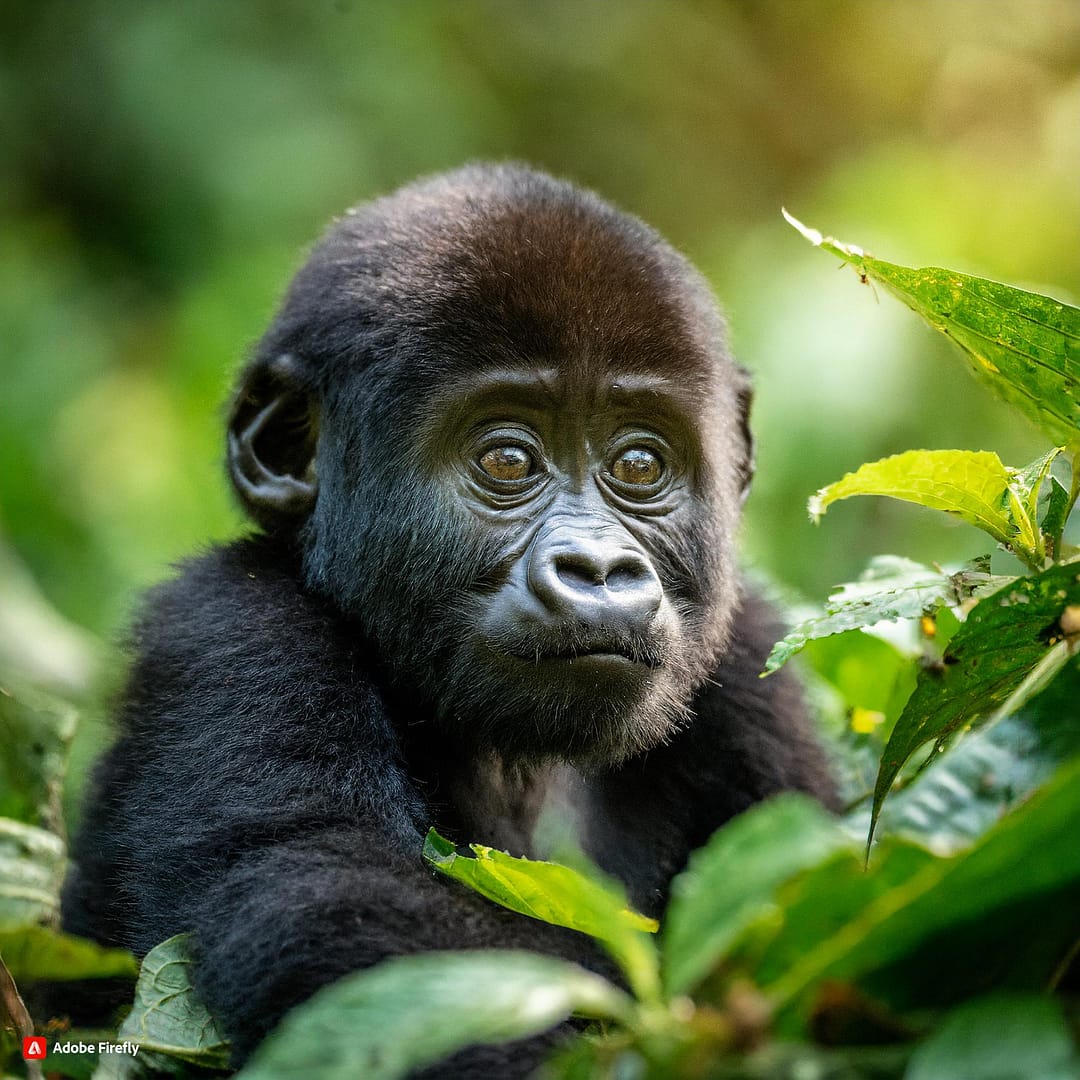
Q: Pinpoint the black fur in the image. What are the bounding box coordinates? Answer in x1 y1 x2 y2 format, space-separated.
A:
62 165 836 1077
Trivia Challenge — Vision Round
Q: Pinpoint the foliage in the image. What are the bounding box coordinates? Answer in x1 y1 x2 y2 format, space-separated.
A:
424 830 659 1002
3 5 1080 1075
94 781 1080 1080
782 217 1080 844
240 952 630 1080
93 935 230 1079
4 233 1080 1077
0 681 138 1078
782 213 1080 451
232 237 1080 1076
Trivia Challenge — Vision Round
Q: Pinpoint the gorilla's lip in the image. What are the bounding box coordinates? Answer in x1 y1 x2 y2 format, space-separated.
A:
548 647 637 664
498 642 661 669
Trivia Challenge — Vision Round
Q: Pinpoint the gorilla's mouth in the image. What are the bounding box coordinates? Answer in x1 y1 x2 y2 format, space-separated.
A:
546 646 647 666
496 635 663 670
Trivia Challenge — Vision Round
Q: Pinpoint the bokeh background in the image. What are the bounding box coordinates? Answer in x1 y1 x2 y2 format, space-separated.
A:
3 1 1079 760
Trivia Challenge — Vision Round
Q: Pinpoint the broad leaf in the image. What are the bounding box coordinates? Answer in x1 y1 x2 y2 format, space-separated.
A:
869 560 1080 842
663 795 849 995
847 714 1059 854
809 450 1045 565
905 994 1077 1080
109 934 229 1069
785 211 1080 447
424 830 659 1000
764 555 1000 673
740 841 937 991
0 925 136 982
762 756 1080 1022
239 951 631 1080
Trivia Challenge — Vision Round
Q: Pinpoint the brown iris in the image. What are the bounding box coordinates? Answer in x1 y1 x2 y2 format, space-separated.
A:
479 445 533 482
611 447 662 486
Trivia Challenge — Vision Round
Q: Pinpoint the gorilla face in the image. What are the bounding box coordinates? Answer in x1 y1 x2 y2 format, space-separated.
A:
227 164 753 766
389 363 717 764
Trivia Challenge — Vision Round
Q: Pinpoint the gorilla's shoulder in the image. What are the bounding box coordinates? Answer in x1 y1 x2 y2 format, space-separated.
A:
124 536 354 708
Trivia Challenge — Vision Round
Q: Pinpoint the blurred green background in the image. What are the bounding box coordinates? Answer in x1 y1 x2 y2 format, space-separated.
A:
2 0 1079 714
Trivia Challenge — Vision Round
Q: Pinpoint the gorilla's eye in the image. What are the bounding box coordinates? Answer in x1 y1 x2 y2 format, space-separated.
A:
479 445 534 482
611 447 663 487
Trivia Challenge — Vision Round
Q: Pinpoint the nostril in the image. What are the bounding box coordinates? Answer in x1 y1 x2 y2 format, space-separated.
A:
606 561 648 592
550 547 660 601
527 532 664 626
553 551 607 589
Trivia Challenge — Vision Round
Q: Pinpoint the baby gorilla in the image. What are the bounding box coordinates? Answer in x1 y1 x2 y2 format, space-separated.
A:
63 165 836 1076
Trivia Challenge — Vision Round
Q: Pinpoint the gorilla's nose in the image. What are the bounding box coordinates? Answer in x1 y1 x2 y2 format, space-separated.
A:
529 532 663 631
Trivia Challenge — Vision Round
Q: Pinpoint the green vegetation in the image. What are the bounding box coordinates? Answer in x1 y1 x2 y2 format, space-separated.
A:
3 5 1079 1076
4 233 1078 1078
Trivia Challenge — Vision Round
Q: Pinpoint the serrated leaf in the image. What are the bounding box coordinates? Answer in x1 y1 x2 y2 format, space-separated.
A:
809 450 1032 554
765 556 1001 673
663 795 851 995
785 211 1080 447
112 934 229 1069
869 560 1080 845
239 951 631 1080
846 714 1059 853
423 830 659 1000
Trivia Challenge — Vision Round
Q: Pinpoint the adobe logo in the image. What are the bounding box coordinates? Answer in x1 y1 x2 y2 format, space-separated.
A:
22 1036 46 1060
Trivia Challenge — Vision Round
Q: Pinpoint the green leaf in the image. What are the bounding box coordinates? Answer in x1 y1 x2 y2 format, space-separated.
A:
906 994 1078 1080
0 817 64 930
423 829 660 1001
662 795 851 995
765 756 1080 1020
809 450 1045 565
0 925 137 982
847 714 1060 853
785 211 1080 447
869 560 1080 843
1003 448 1066 560
765 555 1000 673
111 934 229 1069
742 841 937 992
239 951 631 1080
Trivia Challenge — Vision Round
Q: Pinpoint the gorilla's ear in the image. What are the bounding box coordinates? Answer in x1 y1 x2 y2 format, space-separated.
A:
227 353 319 526
736 380 756 504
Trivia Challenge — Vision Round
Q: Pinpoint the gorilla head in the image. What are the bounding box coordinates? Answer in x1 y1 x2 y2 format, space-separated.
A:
226 164 753 766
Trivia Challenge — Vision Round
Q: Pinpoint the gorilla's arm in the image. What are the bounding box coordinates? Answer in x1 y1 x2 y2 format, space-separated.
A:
192 831 584 1070
581 586 838 915
62 539 591 1072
